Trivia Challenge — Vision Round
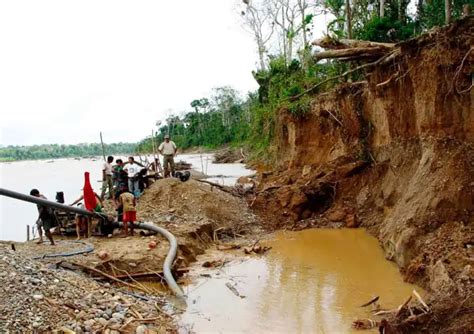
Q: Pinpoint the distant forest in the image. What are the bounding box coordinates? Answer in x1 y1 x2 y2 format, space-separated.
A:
0 143 138 161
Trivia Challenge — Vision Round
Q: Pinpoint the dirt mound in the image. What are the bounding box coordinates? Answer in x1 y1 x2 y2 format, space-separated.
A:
138 178 256 228
252 17 473 333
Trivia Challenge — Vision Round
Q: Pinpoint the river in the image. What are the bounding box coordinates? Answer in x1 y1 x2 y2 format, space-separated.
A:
0 154 252 241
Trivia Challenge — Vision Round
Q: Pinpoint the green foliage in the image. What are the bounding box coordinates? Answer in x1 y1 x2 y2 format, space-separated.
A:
417 0 470 29
355 16 416 42
0 143 138 161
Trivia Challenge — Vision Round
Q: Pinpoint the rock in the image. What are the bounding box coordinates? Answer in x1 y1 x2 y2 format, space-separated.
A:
97 250 109 260
95 317 108 326
32 322 41 328
148 241 157 249
429 260 456 296
112 312 124 320
84 319 95 327
326 209 346 222
32 294 44 300
136 325 148 334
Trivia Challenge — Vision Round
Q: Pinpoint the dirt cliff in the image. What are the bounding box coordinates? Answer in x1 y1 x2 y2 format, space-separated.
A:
252 17 473 333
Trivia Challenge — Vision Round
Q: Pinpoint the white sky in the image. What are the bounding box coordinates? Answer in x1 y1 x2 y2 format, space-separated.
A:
0 0 261 146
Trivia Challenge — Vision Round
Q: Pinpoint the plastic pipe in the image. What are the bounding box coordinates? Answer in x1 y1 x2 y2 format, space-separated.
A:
133 222 184 297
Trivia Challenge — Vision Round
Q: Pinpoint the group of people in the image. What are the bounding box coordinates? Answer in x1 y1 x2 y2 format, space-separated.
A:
31 135 178 244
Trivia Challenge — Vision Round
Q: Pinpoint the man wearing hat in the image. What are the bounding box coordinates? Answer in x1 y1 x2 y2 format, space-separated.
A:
158 134 177 177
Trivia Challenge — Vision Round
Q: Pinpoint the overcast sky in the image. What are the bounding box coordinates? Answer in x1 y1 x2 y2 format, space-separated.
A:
0 0 264 146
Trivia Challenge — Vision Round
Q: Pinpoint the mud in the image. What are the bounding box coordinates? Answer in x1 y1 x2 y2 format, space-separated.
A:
250 18 474 333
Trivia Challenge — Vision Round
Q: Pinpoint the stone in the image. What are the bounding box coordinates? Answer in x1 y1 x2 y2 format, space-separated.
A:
95 317 108 326
136 325 148 334
83 319 95 327
112 312 124 320
32 294 43 300
32 322 41 328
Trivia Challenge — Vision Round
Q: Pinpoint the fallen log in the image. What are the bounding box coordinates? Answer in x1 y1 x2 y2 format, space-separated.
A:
313 37 395 50
314 47 389 61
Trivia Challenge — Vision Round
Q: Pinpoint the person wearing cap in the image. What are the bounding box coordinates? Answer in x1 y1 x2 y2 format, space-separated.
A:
158 134 177 177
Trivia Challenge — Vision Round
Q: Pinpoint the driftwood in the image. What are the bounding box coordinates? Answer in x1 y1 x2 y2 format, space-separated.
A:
225 282 245 298
360 296 380 307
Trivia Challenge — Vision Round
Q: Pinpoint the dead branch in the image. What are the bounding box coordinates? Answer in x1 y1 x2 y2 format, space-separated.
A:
225 282 245 298
360 296 380 307
288 51 397 101
66 262 150 294
396 295 413 317
195 179 237 195
412 289 430 313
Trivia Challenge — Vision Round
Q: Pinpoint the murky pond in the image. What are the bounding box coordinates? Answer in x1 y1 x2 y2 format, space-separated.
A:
180 228 422 333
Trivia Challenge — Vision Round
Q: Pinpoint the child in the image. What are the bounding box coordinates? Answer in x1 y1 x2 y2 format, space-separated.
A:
117 191 136 236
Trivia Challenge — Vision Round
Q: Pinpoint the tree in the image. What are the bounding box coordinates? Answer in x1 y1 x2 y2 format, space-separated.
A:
240 0 275 71
345 0 352 38
445 0 452 24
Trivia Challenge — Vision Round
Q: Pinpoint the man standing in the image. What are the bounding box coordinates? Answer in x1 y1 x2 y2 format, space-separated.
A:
158 134 177 177
101 156 114 200
124 157 143 197
30 189 56 245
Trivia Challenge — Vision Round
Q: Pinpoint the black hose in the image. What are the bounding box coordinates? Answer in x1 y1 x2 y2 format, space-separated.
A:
32 240 94 259
0 187 100 218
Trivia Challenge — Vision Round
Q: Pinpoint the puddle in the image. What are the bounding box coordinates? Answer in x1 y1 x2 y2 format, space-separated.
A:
179 228 423 333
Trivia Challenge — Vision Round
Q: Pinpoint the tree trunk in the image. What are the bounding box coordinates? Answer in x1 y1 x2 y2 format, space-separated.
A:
380 0 385 18
346 0 352 39
257 40 266 71
445 0 452 24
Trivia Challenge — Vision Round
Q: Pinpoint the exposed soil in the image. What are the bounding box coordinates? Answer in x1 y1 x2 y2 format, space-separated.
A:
250 17 474 333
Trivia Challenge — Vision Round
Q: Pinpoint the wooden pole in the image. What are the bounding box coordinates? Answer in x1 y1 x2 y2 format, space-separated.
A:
99 132 106 161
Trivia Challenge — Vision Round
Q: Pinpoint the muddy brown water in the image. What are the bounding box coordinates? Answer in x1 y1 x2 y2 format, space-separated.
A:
179 228 423 333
